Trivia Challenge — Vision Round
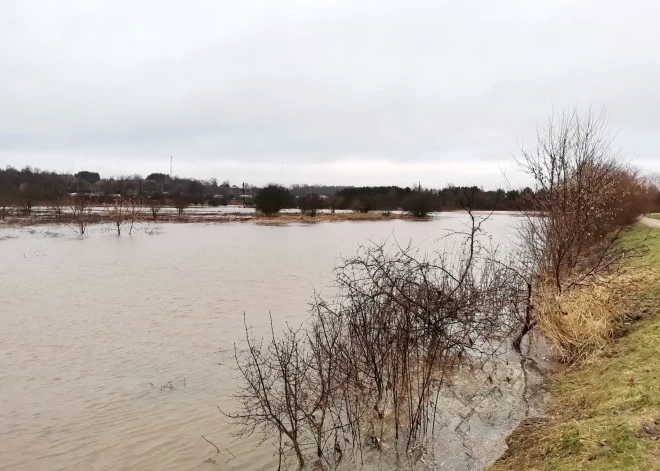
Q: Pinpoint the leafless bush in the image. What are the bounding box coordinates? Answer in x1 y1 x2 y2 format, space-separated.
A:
227 315 345 467
226 208 519 467
19 184 36 215
107 197 129 236
107 197 143 235
149 198 163 220
126 198 142 235
513 107 648 355
174 196 190 216
69 194 95 235
298 193 324 217
48 197 66 222
0 196 9 220
517 108 645 292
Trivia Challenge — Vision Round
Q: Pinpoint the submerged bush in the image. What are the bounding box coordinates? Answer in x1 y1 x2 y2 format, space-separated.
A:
298 193 324 216
225 210 521 467
255 185 292 215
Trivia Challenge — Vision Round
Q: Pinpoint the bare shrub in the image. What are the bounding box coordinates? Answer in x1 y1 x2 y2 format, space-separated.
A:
327 194 343 214
126 198 142 235
517 108 645 292
255 185 293 215
226 209 519 467
402 184 436 217
107 197 142 236
149 198 163 220
227 315 344 468
19 184 37 215
513 107 648 356
107 197 128 236
174 196 189 217
69 194 95 235
47 196 66 222
0 188 15 220
298 193 324 217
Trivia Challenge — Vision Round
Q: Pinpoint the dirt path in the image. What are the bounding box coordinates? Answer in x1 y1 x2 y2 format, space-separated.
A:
640 216 660 229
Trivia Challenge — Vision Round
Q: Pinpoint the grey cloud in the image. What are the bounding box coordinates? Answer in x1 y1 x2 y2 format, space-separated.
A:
1 0 659 184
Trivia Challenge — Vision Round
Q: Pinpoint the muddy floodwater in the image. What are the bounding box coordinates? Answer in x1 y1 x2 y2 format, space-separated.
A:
0 214 543 471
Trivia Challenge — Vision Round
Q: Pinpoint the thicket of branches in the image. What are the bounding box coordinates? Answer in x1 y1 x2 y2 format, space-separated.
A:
512 108 650 357
107 197 142 235
225 198 522 468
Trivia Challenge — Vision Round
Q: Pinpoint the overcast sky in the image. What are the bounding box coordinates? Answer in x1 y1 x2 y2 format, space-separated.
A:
1 0 659 188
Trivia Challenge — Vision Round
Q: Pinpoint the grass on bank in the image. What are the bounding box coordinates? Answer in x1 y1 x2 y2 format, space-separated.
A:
488 224 660 471
648 214 660 220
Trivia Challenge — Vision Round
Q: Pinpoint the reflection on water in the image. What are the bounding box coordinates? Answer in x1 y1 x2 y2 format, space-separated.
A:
0 215 520 471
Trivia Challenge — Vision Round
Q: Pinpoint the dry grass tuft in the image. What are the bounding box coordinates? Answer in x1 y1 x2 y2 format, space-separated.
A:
535 271 655 364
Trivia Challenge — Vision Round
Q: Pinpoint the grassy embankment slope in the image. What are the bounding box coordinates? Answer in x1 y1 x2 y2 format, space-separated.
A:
488 224 660 471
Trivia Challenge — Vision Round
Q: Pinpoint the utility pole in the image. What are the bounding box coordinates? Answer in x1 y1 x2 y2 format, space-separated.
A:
169 156 173 178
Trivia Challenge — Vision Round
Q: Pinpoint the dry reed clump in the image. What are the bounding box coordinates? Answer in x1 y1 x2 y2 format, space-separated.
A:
535 271 654 363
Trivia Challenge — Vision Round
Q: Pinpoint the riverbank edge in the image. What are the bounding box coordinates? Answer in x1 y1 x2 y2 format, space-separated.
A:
486 223 660 471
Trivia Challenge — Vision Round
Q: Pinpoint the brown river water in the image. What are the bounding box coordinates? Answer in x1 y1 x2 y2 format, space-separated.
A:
0 215 543 471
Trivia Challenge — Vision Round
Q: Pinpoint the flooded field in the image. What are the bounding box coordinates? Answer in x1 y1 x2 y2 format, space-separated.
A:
0 214 542 471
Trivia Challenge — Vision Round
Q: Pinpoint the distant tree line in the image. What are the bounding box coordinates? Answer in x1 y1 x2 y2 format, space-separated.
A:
2 165 659 221
0 166 258 218
331 185 539 212
253 184 552 217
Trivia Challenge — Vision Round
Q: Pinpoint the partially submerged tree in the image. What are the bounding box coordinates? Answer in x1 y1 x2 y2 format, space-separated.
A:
125 198 142 235
255 185 292 215
174 195 190 217
19 184 38 215
327 194 343 214
402 185 436 217
108 197 129 236
106 196 143 235
350 195 376 213
0 187 15 220
149 197 163 220
47 196 66 222
69 194 95 235
298 193 324 217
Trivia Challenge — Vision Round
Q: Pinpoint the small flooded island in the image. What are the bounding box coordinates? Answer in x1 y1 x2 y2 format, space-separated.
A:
2 2 660 470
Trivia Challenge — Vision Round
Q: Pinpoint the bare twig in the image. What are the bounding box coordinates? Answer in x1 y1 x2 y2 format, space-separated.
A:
201 435 220 455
